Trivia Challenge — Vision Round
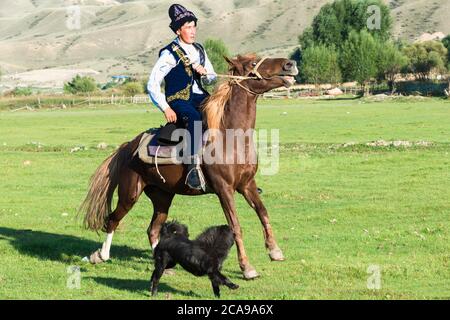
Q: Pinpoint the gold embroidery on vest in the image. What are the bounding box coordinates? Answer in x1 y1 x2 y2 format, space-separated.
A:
172 44 193 77
166 44 193 102
167 83 192 102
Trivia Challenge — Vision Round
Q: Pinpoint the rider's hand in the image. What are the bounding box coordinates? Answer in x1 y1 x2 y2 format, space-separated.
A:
193 64 207 76
164 107 177 123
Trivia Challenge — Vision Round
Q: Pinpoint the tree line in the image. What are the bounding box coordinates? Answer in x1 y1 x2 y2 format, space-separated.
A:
289 0 449 95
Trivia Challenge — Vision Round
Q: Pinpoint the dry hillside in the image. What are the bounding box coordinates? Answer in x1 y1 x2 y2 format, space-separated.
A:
0 0 449 87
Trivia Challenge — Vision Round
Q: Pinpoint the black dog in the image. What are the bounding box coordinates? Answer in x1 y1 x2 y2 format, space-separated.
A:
150 221 239 298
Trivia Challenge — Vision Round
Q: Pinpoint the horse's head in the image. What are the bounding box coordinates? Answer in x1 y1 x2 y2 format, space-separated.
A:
224 54 299 94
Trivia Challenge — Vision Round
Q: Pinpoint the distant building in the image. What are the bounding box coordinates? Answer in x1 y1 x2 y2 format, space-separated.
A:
111 75 130 83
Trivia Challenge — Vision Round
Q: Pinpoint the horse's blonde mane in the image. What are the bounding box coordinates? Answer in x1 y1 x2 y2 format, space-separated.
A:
201 81 232 132
201 53 259 134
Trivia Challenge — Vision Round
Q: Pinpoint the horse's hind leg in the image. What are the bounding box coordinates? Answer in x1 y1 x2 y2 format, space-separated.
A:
238 178 284 261
144 187 175 250
89 170 145 264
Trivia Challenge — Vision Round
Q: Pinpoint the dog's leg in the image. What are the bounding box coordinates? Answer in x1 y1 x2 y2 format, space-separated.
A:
208 273 221 298
150 251 169 296
217 272 239 290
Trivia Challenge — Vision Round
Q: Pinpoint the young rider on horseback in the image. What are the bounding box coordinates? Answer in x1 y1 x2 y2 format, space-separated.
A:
147 4 217 191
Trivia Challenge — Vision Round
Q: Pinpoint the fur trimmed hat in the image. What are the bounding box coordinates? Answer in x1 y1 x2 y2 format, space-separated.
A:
168 4 197 33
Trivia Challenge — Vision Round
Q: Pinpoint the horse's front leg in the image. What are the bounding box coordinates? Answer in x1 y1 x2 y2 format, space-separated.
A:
216 187 259 280
239 179 284 261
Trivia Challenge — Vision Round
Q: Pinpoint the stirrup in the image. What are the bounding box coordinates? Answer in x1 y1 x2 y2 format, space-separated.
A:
185 155 206 191
185 167 206 191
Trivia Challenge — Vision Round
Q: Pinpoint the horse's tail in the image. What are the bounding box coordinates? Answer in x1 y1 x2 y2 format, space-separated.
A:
79 141 132 232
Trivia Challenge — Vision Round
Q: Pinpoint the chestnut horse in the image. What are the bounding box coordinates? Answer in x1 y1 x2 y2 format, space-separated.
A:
80 54 298 279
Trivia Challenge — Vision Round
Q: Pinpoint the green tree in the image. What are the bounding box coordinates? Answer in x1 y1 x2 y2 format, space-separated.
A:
64 75 97 94
441 35 450 70
121 81 144 97
301 45 341 91
298 27 315 50
376 41 408 92
13 87 33 96
140 77 149 94
340 30 378 94
311 3 342 47
443 35 450 98
289 47 304 83
203 38 231 75
403 41 448 80
302 0 392 50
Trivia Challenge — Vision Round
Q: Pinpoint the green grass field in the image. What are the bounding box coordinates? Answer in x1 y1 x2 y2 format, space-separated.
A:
0 97 449 299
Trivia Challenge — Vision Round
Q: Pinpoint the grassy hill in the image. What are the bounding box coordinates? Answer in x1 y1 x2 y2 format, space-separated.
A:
0 0 449 83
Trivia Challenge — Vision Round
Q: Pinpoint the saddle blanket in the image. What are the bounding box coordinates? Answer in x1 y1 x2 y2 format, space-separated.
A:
134 127 210 165
134 130 183 165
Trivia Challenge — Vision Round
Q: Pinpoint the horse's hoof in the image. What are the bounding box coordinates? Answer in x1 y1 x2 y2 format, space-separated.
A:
269 247 285 261
89 249 107 264
243 268 259 280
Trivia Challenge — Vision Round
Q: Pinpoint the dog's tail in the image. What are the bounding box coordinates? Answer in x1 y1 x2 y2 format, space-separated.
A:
195 225 234 257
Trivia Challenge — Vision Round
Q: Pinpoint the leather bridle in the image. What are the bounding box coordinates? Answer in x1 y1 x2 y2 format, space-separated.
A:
174 44 273 95
205 56 289 96
227 56 269 96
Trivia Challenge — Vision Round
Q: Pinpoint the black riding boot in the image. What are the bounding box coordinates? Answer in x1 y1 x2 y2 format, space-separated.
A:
185 155 206 191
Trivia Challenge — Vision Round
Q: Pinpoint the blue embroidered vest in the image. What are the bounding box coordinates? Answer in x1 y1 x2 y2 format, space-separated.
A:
159 41 207 104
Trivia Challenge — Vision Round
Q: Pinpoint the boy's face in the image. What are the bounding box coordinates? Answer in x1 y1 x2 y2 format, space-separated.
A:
177 21 196 44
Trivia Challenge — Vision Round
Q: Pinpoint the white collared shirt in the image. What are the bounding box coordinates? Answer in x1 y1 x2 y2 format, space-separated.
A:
147 37 217 112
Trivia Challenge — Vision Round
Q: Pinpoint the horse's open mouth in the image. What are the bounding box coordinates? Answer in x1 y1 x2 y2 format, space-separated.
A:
280 75 296 87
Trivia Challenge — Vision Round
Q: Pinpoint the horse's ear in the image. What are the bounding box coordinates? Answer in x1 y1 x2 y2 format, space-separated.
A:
223 55 244 75
224 55 233 65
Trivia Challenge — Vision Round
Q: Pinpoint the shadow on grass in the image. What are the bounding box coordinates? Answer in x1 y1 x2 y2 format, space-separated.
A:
91 276 203 298
0 227 151 263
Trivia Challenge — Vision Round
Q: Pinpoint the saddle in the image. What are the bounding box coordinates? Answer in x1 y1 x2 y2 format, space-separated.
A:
134 121 207 165
156 122 183 146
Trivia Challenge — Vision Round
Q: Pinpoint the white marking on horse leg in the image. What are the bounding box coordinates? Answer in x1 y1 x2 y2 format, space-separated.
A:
100 232 114 261
151 239 159 250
